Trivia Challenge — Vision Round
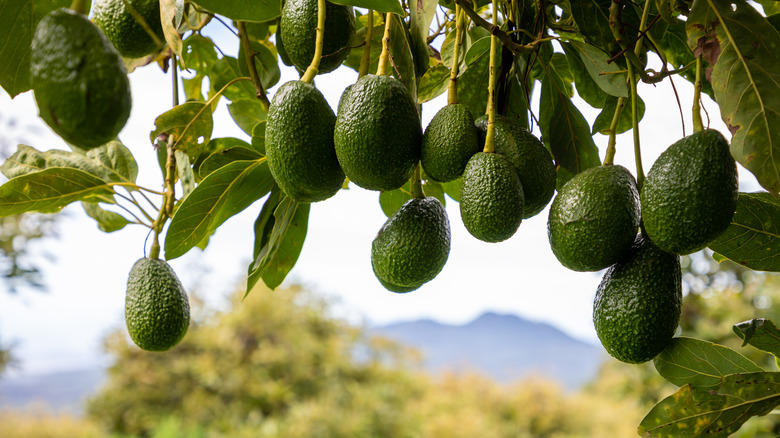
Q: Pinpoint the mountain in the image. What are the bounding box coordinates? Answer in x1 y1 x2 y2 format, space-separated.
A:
0 313 605 413
371 312 605 389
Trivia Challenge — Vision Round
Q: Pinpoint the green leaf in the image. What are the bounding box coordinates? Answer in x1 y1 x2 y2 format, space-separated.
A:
707 192 780 271
733 318 780 357
1 142 138 186
0 0 70 97
175 150 195 200
181 34 219 72
227 99 268 135
198 146 263 180
329 0 404 15
0 167 114 215
388 13 417 96
160 0 184 60
457 36 494 119
189 0 281 22
653 337 763 389
164 159 275 260
343 11 383 74
82 202 131 233
248 190 310 291
566 40 628 98
687 0 780 194
538 53 601 189
237 40 280 90
562 42 607 108
210 57 257 102
638 372 780 437
417 64 450 103
150 102 214 164
441 178 461 202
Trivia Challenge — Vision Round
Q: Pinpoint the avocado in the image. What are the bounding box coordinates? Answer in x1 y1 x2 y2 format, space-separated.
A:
475 115 556 219
266 81 345 203
125 258 190 352
280 0 355 73
31 8 131 149
92 0 166 58
593 234 682 364
334 75 422 191
641 129 738 255
421 104 480 183
460 152 525 242
547 164 640 272
371 196 451 292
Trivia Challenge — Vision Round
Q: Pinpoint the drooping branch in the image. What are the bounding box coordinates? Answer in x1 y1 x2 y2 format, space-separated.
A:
452 0 551 54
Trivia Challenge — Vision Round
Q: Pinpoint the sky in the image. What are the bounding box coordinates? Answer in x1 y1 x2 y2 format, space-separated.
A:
0 18 764 376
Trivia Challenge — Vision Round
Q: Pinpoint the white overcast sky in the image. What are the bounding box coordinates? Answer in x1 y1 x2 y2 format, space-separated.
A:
0 16 764 375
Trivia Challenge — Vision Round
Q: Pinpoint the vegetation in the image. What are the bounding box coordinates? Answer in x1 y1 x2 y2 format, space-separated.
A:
1 0 779 435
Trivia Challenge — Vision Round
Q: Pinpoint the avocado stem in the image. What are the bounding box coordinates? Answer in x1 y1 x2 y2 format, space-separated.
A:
482 1 499 154
358 10 374 78
69 0 88 15
376 13 393 76
447 7 465 105
628 61 645 190
150 137 178 260
171 53 180 107
603 96 626 166
237 22 271 110
692 56 704 133
301 0 327 84
411 163 425 199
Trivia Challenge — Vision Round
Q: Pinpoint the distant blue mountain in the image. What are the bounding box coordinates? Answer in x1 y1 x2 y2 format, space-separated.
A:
371 312 605 389
0 313 605 413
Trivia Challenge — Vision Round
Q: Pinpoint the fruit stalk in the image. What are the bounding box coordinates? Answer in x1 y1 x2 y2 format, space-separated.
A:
411 163 425 199
237 21 271 110
692 56 704 133
70 0 88 14
628 61 645 190
358 10 374 78
376 13 393 76
482 0 499 154
149 138 177 260
447 6 465 105
300 0 327 83
171 53 180 106
603 97 627 165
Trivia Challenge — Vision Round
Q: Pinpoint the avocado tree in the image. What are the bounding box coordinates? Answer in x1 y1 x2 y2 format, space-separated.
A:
1 0 780 435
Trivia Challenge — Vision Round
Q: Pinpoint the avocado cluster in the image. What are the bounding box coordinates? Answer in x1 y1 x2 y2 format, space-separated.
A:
545 129 737 364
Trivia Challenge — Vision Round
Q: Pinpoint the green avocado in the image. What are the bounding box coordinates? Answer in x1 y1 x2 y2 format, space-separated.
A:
92 0 166 58
31 8 131 149
460 152 525 243
475 115 556 219
547 165 640 272
334 75 422 191
125 258 190 352
421 104 480 183
641 129 738 255
280 0 355 73
266 81 345 203
593 234 682 364
371 197 451 292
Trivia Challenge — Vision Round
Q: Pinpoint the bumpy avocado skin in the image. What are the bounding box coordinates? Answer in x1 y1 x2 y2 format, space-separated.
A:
334 75 422 191
92 0 166 58
31 9 131 149
421 104 480 183
593 234 682 364
547 165 640 272
372 197 451 291
460 152 525 243
266 81 344 203
125 258 190 352
475 115 557 219
280 0 355 73
641 129 738 255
